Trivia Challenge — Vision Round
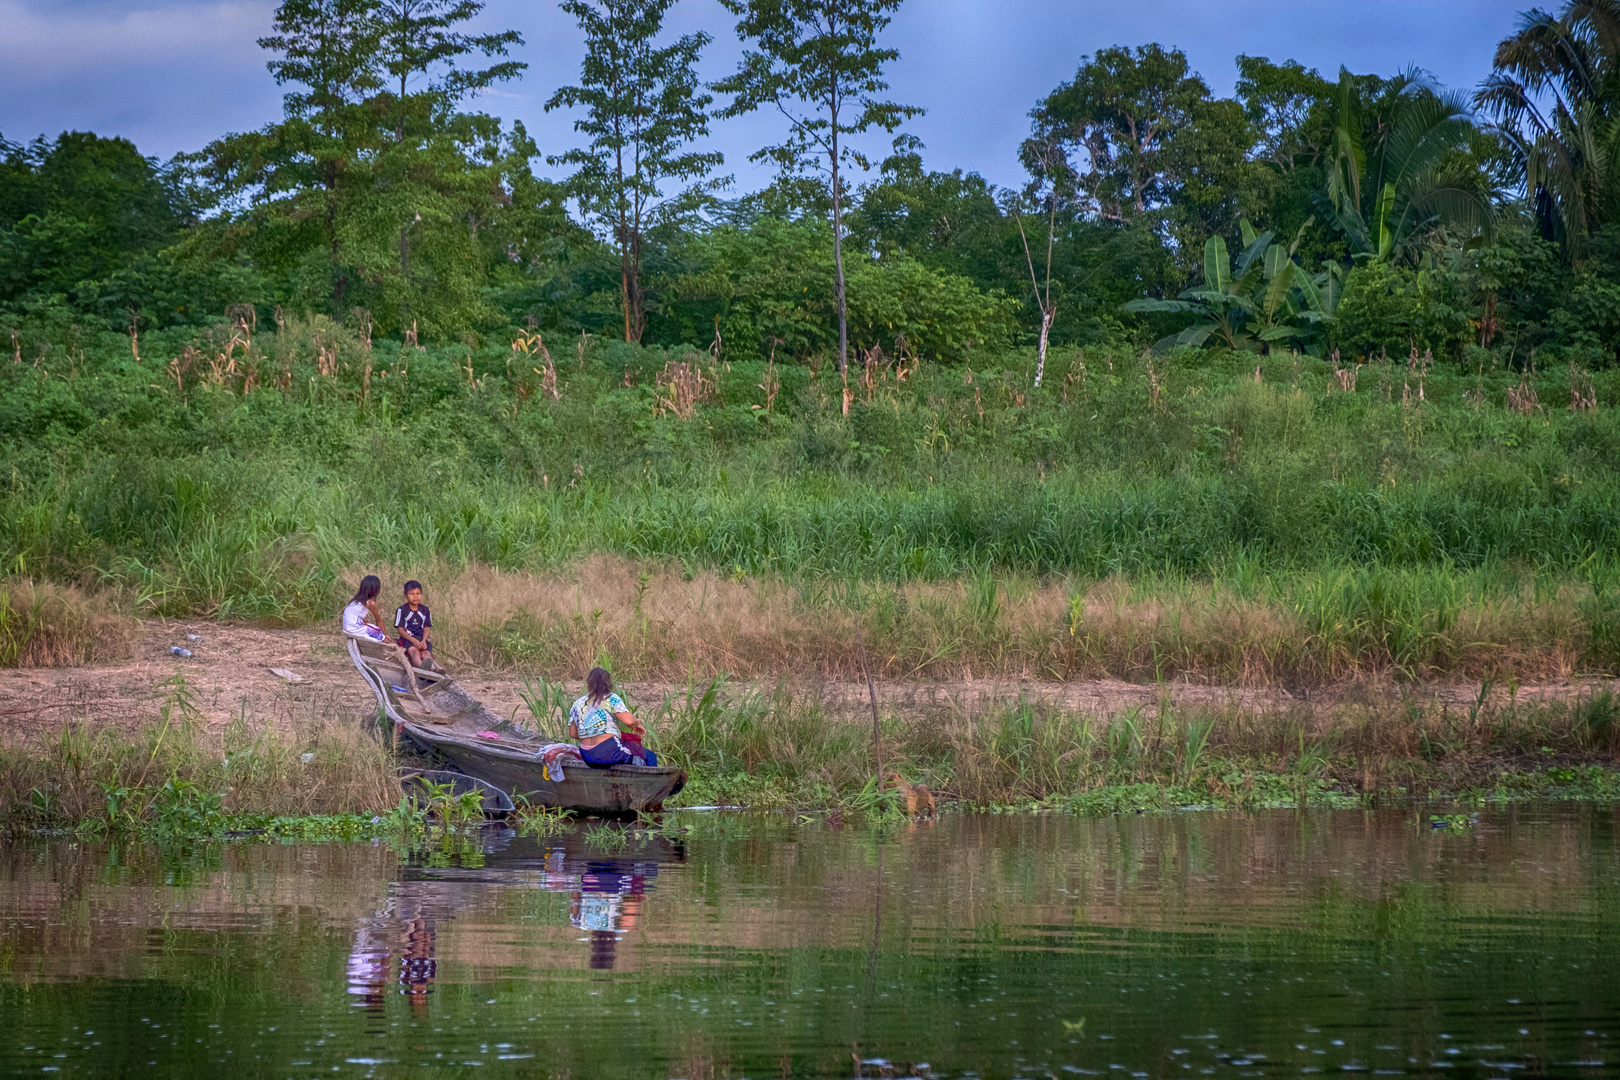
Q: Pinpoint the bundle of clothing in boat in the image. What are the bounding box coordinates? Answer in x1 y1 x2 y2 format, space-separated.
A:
536 742 586 782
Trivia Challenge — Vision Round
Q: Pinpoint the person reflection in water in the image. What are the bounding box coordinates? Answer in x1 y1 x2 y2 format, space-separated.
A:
346 912 437 1007
400 916 436 1007
346 923 390 1009
569 862 648 970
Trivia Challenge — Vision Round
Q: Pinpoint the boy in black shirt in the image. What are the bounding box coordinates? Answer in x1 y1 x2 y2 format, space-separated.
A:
394 580 437 673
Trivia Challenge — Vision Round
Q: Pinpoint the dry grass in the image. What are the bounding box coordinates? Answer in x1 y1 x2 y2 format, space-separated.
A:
644 676 1620 809
0 579 136 667
0 675 397 829
356 556 1609 687
4 660 1615 823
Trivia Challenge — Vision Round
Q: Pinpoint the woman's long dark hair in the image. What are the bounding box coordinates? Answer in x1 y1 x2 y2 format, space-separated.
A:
351 575 382 604
586 667 612 705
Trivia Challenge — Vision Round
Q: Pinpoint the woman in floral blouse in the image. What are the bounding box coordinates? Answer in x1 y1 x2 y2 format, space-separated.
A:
568 667 656 767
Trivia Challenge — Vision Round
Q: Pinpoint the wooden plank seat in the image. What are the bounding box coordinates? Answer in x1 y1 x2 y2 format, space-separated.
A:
346 633 447 710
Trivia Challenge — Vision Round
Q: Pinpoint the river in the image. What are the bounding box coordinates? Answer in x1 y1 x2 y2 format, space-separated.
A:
2 806 1617 1078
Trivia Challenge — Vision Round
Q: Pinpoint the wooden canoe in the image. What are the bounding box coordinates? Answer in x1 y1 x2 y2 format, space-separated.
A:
346 637 685 814
400 769 516 816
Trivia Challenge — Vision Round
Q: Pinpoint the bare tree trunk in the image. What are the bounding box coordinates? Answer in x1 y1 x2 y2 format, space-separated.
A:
1034 305 1055 388
397 87 409 286
832 169 848 377
1013 206 1058 390
326 168 345 314
619 212 632 343
627 203 645 343
621 254 633 343
627 247 645 343
616 135 632 343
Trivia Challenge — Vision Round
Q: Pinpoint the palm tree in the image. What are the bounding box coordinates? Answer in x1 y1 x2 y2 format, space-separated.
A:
1477 0 1620 258
1323 68 1496 264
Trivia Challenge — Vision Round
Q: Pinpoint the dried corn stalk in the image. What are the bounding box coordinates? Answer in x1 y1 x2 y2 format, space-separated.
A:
1507 377 1540 414
655 357 713 419
511 330 559 400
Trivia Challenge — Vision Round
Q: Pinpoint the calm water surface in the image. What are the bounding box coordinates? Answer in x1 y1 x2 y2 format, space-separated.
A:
2 806 1619 1078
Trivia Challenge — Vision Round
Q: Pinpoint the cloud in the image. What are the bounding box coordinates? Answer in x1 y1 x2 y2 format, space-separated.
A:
0 0 1528 183
0 0 279 153
0 0 272 76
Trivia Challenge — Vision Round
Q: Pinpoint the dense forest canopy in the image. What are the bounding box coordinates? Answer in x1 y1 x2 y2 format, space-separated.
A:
3 0 1620 368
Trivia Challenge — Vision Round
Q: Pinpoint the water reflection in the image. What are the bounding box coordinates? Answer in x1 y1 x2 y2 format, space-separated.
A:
5 807 1620 1079
345 881 453 1007
347 826 685 1004
569 856 653 970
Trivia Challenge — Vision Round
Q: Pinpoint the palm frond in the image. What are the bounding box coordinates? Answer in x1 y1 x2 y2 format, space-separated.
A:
1123 298 1202 314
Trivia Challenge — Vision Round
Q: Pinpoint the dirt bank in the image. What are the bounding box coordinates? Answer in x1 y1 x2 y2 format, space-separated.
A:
1 620 1611 746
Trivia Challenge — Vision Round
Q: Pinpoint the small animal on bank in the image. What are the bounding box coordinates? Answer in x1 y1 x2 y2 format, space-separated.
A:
884 772 935 817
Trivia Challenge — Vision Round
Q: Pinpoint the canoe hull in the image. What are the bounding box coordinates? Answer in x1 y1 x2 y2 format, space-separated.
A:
348 637 685 815
411 729 685 813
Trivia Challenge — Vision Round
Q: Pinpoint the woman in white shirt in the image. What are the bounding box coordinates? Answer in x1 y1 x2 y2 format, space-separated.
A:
341 575 391 643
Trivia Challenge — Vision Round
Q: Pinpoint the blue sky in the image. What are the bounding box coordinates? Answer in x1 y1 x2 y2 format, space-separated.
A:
1 0 1527 191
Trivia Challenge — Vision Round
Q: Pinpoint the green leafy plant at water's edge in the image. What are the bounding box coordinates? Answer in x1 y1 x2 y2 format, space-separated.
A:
512 797 574 837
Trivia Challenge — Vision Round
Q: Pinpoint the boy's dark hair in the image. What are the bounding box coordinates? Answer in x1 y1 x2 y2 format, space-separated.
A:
351 575 381 604
403 580 422 595
586 667 612 705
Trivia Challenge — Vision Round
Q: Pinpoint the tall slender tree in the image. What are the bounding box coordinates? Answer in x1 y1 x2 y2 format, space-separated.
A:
1010 133 1074 388
373 0 524 281
547 0 722 343
213 0 383 312
714 0 920 374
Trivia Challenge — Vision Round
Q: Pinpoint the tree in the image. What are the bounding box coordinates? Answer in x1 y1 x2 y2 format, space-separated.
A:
219 0 382 313
1478 1 1620 258
1321 68 1495 265
849 137 1009 274
0 132 184 303
195 0 528 336
1025 45 1256 269
1235 55 1332 171
714 0 922 374
372 0 524 285
547 0 723 343
1027 45 1210 223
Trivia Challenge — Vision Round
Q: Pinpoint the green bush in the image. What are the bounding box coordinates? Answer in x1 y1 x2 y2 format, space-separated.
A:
1331 263 1472 360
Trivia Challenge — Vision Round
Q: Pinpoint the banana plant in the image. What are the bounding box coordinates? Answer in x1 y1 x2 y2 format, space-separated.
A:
1124 220 1341 354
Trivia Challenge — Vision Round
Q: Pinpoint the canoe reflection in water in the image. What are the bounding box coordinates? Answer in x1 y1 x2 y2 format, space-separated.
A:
346 827 686 1004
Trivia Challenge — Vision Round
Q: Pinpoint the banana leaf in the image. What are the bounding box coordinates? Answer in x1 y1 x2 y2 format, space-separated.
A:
1203 236 1230 293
